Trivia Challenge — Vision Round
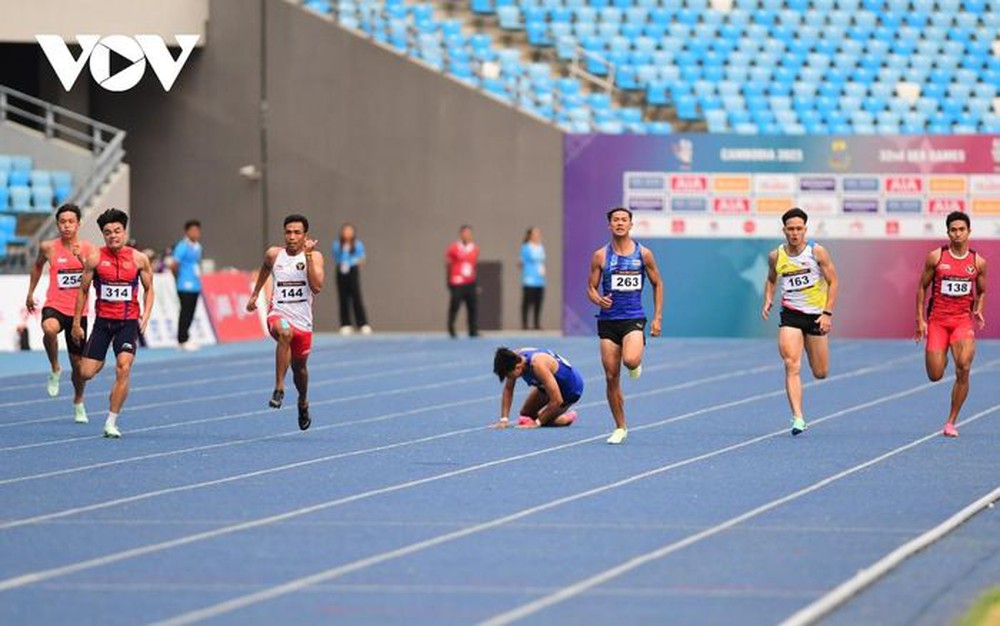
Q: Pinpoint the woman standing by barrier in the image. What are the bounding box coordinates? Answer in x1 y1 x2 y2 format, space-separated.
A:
332 223 371 335
520 227 546 330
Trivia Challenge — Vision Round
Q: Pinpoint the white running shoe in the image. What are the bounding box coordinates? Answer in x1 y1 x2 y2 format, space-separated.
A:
74 403 89 424
103 423 122 438
627 364 642 379
339 325 353 335
360 324 373 335
46 370 61 397
606 428 628 444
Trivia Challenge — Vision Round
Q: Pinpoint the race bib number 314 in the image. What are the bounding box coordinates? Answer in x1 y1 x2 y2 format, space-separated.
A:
611 273 642 291
100 284 132 301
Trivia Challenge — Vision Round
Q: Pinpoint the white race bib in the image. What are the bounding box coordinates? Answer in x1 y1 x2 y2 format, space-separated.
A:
611 273 642 291
100 284 132 301
941 279 972 296
57 271 82 289
276 284 307 303
782 272 816 291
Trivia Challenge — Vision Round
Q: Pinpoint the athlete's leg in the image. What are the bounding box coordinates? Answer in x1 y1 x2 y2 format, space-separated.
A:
108 352 135 414
518 387 547 419
601 339 625 429
946 338 976 426
270 319 293 395
76 357 105 381
778 327 806 418
803 333 829 379
621 329 645 375
466 284 479 337
41 317 62 374
291 357 309 408
447 286 461 337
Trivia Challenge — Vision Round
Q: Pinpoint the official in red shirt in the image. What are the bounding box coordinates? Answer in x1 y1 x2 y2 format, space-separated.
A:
915 211 988 438
445 225 479 337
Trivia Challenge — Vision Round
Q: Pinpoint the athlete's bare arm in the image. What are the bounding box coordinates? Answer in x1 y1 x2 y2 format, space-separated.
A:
814 244 839 333
25 240 54 313
974 254 987 328
762 249 779 320
246 247 280 312
135 250 155 336
915 248 942 341
493 376 517 429
303 238 325 294
587 247 612 309
641 247 664 336
72 248 99 343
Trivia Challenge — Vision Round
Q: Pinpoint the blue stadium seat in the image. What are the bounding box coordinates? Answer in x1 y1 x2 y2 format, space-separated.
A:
31 186 53 211
0 155 12 172
0 186 7 211
9 186 31 212
8 170 29 187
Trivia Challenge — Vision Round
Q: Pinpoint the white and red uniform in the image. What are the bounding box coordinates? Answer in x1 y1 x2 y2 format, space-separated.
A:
446 240 479 286
926 246 979 351
267 248 314 359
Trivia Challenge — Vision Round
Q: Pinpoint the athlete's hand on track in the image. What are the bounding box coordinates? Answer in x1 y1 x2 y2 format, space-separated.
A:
25 295 36 314
489 418 510 429
914 319 927 342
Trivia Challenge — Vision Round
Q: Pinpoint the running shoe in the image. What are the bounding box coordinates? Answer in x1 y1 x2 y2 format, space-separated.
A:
627 364 642 379
268 389 284 409
606 428 628 444
517 415 536 427
46 369 61 397
791 417 808 436
943 422 959 438
73 403 88 424
103 424 122 438
562 410 578 425
298 404 311 431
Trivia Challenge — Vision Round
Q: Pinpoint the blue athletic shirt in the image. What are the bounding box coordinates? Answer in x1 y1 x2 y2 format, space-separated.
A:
520 242 546 287
518 348 584 403
598 242 646 320
172 238 202 293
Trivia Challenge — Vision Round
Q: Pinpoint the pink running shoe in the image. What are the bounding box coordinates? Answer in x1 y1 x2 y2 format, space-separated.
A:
518 416 537 427
943 422 959 438
562 410 578 424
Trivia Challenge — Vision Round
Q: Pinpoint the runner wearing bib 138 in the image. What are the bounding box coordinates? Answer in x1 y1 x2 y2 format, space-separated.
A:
915 211 988 438
73 208 155 439
247 213 325 431
587 206 664 445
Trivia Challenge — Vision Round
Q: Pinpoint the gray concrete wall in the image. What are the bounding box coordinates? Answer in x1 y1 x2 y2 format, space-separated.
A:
0 0 209 43
83 0 563 332
0 121 96 184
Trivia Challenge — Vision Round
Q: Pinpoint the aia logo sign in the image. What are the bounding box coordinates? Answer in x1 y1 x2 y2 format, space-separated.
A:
36 34 200 92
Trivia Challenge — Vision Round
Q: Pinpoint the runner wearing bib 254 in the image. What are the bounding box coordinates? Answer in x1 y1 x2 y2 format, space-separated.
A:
762 208 839 437
247 213 325 431
25 203 96 423
587 206 664 445
73 208 155 439
915 211 988 438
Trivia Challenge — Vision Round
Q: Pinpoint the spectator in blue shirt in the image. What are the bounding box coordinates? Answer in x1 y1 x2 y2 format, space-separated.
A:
520 227 546 330
332 223 371 335
171 219 203 350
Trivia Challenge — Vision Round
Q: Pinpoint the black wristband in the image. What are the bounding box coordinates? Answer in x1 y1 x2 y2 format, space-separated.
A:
822 310 833 317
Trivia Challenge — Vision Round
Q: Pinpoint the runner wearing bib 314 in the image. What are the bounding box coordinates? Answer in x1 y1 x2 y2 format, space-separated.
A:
763 208 839 437
73 208 155 439
915 211 988 438
587 206 664 445
247 213 325 431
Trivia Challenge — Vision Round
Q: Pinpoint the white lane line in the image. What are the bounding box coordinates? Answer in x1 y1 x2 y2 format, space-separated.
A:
0 355 922 598
479 402 1000 626
780 483 1000 626
150 377 958 626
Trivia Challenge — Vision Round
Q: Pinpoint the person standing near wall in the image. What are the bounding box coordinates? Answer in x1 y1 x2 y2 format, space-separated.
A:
445 225 479 338
332 223 372 335
171 219 203 351
520 227 546 331
25 203 95 423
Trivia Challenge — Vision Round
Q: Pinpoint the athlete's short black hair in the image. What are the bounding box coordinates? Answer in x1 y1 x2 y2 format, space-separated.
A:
284 214 309 232
946 211 970 229
781 207 808 225
493 347 521 381
97 208 128 230
55 203 80 221
184 219 201 230
606 206 633 221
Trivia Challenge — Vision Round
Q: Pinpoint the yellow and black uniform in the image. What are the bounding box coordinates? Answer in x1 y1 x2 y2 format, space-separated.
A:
776 242 828 336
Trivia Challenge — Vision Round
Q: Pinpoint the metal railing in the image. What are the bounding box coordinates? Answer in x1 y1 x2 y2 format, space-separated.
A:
0 85 127 266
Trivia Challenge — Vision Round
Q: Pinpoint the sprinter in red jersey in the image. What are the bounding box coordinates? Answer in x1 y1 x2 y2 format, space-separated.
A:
25 204 96 423
916 211 987 438
72 209 155 439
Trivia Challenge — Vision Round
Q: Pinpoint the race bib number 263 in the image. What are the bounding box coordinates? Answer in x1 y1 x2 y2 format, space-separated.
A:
611 273 642 291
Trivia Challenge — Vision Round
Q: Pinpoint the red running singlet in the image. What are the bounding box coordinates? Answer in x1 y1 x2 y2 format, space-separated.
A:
93 246 141 320
928 246 979 322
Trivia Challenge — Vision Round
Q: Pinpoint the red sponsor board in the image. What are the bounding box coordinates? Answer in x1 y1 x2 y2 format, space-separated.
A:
200 271 266 342
670 174 708 193
928 198 966 214
885 176 923 194
671 219 686 234
886 220 900 235
712 197 750 213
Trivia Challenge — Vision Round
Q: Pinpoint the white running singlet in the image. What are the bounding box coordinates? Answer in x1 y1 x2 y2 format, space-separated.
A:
269 248 314 331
